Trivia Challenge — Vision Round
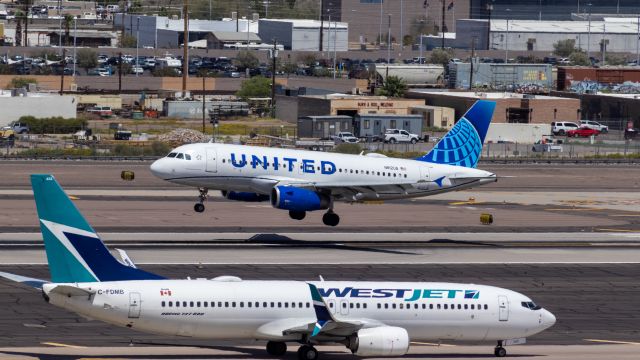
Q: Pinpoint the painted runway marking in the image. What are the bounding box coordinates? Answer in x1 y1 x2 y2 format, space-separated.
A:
597 228 640 233
411 341 456 347
42 342 87 349
545 208 604 211
584 339 640 345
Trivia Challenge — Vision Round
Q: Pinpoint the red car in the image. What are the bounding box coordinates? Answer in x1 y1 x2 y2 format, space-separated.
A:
567 127 600 137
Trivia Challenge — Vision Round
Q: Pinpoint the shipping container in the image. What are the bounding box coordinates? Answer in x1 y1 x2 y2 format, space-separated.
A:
557 67 640 91
449 63 553 92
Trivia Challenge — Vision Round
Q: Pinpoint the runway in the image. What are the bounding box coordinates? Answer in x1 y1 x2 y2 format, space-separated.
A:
0 162 639 358
1 264 639 349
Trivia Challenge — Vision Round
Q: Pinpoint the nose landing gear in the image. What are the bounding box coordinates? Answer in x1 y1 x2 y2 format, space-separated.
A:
194 188 208 213
494 341 507 357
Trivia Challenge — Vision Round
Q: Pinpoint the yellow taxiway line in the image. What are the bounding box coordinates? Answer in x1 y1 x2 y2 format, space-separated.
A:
584 339 640 345
41 342 87 349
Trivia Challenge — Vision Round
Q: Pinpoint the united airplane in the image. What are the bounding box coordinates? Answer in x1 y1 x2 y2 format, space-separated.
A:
0 175 556 359
150 100 498 226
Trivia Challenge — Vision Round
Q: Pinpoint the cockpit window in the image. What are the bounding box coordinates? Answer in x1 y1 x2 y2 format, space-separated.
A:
185 154 191 160
176 153 184 159
521 301 541 310
167 152 177 158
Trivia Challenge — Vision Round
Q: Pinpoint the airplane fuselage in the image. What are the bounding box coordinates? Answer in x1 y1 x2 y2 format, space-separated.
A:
45 280 555 343
151 143 496 202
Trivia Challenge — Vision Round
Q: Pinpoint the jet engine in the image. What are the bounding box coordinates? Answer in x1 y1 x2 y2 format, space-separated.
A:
270 186 330 212
346 326 410 357
221 191 269 202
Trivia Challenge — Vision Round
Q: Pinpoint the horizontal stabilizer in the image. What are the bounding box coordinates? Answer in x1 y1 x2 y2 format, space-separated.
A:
0 271 47 289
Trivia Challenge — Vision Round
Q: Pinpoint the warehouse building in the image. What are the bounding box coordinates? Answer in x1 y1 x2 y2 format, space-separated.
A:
258 19 348 51
407 91 581 124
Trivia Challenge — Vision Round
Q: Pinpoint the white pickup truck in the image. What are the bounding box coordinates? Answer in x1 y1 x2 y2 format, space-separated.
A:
331 132 359 143
384 129 420 144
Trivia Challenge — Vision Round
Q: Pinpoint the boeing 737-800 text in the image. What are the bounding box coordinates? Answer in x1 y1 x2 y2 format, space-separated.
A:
0 175 555 359
150 100 498 226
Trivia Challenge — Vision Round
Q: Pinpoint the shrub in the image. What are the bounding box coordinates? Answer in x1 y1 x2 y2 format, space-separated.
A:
19 116 87 134
9 77 37 89
333 143 362 154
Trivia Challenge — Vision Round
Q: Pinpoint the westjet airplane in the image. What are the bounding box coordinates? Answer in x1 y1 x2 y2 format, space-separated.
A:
150 100 498 226
0 174 556 359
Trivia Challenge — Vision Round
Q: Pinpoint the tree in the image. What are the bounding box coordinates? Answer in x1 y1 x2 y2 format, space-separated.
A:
234 50 259 71
297 53 317 67
553 39 577 57
606 54 627 66
236 76 271 100
403 35 413 47
9 77 37 89
119 34 137 48
14 11 23 47
64 15 74 46
429 48 453 66
376 75 407 98
569 51 590 66
77 49 98 72
280 61 298 77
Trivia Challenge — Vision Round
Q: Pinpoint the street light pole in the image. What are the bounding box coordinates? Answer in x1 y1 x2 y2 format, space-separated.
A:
587 3 592 59
387 14 391 65
636 16 639 66
379 0 383 50
136 17 140 77
505 17 509 63
73 17 76 77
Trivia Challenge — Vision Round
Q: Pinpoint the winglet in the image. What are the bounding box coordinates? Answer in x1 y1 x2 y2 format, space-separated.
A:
307 283 334 337
0 271 47 290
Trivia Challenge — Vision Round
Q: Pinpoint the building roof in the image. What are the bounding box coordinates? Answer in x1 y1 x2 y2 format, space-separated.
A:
211 31 261 42
260 18 347 30
300 115 352 120
491 18 640 34
48 31 116 39
408 90 569 100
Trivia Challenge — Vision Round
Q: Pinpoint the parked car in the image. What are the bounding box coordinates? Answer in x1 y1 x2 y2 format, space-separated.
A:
130 66 144 75
567 127 600 137
7 121 29 134
384 129 421 144
331 132 359 143
579 120 609 133
551 121 579 135
87 106 113 117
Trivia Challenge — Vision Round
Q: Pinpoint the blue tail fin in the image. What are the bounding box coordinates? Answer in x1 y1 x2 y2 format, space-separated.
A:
31 174 164 283
416 100 496 168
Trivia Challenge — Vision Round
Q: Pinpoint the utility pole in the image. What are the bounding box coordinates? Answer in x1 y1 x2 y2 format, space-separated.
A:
387 14 391 65
470 37 476 90
202 76 206 134
636 16 639 66
24 0 29 47
59 48 66 95
118 52 122 93
270 39 278 118
182 0 189 94
587 3 592 59
486 2 493 50
441 0 445 48
319 0 324 52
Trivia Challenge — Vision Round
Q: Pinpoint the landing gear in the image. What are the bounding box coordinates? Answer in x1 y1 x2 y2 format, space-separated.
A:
494 341 507 357
322 211 340 227
266 341 287 356
289 210 306 220
194 188 208 213
297 345 318 360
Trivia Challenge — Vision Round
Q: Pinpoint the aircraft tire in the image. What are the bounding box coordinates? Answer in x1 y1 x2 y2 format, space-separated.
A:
494 347 507 357
289 210 306 220
266 341 287 356
194 203 205 213
297 345 318 360
322 212 340 227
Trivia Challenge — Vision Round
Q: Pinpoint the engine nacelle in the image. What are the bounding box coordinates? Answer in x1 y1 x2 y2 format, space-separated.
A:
347 327 410 357
270 186 330 212
221 191 269 202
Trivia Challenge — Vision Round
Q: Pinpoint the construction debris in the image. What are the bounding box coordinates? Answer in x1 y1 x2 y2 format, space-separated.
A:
158 128 209 144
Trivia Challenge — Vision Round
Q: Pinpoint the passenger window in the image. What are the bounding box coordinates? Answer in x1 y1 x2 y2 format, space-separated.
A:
399 303 404 309
377 303 381 309
484 305 488 310
284 302 289 308
350 303 354 309
183 301 187 307
429 304 433 309
177 153 184 159
271 302 275 307
292 302 296 308
306 302 310 308
414 304 418 309
356 303 360 309
363 303 367 309
342 303 347 308
329 302 334 308
422 304 426 309
384 303 389 309
218 301 222 307
161 301 165 307
240 302 244 308
471 304 475 310
464 304 468 310
299 302 303 308
168 301 173 307
437 304 441 309
196 301 200 307
278 302 282 308
225 302 229 307
444 304 448 309
248 302 252 308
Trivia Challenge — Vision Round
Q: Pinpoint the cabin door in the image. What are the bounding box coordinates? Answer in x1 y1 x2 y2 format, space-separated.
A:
128 292 141 319
205 148 217 173
498 295 509 321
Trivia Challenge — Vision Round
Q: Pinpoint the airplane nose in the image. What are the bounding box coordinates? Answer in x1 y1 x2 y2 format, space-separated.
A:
542 309 556 328
150 159 167 178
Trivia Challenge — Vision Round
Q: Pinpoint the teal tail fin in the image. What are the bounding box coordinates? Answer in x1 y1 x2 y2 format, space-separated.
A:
31 174 164 283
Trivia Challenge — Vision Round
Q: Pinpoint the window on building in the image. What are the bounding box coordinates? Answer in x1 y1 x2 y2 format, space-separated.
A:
364 120 370 129
390 120 396 128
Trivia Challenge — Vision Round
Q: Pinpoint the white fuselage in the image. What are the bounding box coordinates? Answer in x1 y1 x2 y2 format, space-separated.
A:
43 280 555 343
150 143 496 202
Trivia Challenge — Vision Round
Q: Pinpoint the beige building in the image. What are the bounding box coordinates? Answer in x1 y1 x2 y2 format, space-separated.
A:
276 94 425 123
334 0 470 45
410 105 456 130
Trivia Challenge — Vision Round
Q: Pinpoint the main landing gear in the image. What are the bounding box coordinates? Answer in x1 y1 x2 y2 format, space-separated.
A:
494 341 507 357
297 344 318 360
194 188 208 213
288 210 340 227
